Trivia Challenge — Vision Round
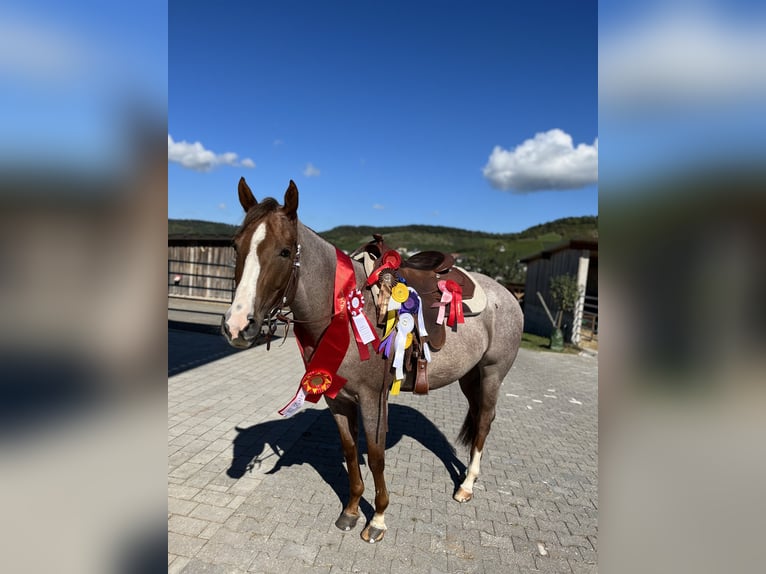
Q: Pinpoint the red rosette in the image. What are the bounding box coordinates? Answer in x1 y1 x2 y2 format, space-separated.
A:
366 250 402 286
381 250 401 269
301 369 333 395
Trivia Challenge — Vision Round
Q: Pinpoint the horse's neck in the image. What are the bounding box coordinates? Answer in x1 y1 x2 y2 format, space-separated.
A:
290 222 339 341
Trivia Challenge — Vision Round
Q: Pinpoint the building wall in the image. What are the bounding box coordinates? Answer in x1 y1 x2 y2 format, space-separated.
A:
523 249 589 340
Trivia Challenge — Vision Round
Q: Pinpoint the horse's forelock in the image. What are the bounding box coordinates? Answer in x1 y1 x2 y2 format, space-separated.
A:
237 197 280 237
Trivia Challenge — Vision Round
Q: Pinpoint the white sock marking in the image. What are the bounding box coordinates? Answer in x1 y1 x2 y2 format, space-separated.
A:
460 447 483 493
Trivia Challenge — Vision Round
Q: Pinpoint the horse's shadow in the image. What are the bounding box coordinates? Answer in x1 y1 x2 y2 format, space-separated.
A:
227 404 467 516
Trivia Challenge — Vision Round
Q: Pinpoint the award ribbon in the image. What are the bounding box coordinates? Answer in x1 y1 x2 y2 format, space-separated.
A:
392 313 415 382
346 288 380 361
407 287 431 362
279 248 358 417
366 250 402 287
443 279 464 328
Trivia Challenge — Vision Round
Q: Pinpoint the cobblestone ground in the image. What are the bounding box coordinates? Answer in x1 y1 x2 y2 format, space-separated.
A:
169 328 597 573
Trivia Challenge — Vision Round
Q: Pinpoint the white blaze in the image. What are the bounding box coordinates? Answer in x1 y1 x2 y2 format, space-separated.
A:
226 223 266 339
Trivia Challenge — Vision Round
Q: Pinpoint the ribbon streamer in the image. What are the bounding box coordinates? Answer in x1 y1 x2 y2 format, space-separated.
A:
378 331 395 358
392 313 414 381
408 287 431 362
383 309 397 338
432 280 453 325
278 386 306 417
441 280 464 328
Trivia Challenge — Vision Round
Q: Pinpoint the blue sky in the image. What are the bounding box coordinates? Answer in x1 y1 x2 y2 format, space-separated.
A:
599 1 766 187
0 1 166 173
169 1 597 234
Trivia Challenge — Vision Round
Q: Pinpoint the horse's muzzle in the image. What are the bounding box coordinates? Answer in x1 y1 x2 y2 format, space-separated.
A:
221 314 259 349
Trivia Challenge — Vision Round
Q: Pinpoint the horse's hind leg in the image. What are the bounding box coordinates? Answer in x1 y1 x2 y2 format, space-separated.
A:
454 363 502 503
328 399 365 531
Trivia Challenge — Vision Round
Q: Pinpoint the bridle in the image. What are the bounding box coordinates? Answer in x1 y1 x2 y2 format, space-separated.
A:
277 242 302 311
263 242 302 348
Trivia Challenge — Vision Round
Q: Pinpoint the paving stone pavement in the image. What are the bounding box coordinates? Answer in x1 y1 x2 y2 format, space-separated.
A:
169 327 598 574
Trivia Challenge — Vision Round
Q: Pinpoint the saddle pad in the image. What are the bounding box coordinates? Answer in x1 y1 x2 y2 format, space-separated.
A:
461 269 486 315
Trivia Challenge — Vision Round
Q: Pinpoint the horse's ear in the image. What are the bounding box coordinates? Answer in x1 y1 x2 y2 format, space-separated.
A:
238 177 257 212
283 180 299 220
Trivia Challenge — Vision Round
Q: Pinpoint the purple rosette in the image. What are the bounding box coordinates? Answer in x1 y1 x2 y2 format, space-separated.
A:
401 291 419 315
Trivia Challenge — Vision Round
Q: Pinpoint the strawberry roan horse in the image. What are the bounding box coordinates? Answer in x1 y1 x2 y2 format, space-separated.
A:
222 179 523 543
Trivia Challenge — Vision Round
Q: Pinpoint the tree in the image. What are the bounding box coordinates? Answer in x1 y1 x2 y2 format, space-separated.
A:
549 274 581 330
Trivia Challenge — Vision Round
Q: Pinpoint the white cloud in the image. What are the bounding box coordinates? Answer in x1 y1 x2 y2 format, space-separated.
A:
600 8 766 109
168 135 255 172
303 162 321 177
273 139 284 146
482 129 597 192
372 203 385 210
218 203 226 210
0 15 84 81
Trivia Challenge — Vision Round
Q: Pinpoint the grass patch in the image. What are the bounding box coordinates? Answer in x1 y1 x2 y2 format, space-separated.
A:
520 332 581 354
521 332 551 351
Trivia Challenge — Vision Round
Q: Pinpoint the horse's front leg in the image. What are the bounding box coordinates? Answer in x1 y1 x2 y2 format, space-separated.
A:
328 399 365 532
360 391 389 544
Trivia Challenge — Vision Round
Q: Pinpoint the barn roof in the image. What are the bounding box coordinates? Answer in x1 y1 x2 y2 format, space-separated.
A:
168 235 233 246
520 238 598 264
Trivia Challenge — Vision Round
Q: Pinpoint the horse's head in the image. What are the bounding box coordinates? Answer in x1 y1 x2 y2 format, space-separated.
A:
222 177 300 348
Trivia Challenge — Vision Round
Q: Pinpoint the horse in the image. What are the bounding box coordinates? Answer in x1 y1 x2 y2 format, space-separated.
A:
222 178 523 543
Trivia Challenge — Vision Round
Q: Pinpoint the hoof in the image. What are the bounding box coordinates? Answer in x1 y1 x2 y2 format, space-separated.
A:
453 487 473 503
361 524 386 544
335 512 360 532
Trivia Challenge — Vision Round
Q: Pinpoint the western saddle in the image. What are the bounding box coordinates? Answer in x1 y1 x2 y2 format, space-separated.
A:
351 234 486 395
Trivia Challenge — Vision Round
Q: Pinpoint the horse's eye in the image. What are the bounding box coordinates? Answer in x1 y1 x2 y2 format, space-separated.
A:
279 248 291 258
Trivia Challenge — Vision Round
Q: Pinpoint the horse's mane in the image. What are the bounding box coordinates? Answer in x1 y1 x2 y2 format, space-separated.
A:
237 197 280 235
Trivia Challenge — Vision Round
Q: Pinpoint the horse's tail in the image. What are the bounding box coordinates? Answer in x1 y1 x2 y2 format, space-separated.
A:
457 410 476 447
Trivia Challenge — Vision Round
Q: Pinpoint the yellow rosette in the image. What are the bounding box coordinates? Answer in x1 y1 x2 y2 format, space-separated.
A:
391 282 409 303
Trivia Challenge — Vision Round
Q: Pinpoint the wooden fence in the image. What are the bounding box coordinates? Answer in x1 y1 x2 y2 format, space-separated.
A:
168 237 235 301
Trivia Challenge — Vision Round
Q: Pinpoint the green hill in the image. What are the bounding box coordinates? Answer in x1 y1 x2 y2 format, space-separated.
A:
168 215 597 283
319 217 597 258
168 219 238 236
319 217 597 283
